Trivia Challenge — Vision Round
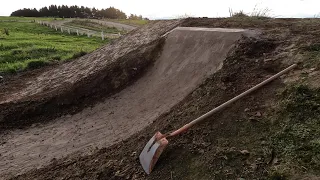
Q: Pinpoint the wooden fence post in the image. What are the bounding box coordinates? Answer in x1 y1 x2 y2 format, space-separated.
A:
101 31 104 40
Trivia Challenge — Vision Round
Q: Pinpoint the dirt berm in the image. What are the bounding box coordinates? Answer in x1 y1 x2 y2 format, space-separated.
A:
0 20 180 128
2 18 320 179
0 22 256 177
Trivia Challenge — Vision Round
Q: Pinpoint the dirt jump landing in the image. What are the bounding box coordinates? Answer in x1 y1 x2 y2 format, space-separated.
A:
1 27 254 178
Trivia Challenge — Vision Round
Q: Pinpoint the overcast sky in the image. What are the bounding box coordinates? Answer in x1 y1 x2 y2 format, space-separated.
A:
1 0 320 19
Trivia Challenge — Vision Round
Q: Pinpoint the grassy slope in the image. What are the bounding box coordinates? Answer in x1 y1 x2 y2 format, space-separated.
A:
103 18 149 26
0 21 105 73
0 16 63 21
64 20 124 34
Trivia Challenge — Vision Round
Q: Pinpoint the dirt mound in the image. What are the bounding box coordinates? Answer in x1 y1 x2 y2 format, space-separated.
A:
1 26 254 179
4 18 320 179
12 30 290 180
0 20 180 128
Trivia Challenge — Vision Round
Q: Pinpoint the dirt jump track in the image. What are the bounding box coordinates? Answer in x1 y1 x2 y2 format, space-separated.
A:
0 21 256 178
3 18 319 179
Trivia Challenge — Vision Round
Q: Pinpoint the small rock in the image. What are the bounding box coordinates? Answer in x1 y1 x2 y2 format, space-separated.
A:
251 163 258 171
310 68 316 72
0 76 3 82
131 151 137 157
115 170 125 177
255 112 262 117
249 117 259 122
132 67 138 71
260 141 267 145
244 108 250 112
240 150 250 155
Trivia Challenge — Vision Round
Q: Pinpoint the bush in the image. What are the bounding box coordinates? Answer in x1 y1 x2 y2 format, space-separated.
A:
27 60 49 69
232 11 249 18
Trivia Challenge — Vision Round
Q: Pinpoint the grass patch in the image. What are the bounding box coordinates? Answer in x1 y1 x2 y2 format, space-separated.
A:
0 16 63 21
270 85 320 176
27 60 50 69
72 51 87 59
104 18 149 26
301 43 320 69
0 21 106 74
229 7 271 20
65 20 125 34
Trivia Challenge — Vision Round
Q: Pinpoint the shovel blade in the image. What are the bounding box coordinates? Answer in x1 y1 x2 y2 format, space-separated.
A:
139 132 169 174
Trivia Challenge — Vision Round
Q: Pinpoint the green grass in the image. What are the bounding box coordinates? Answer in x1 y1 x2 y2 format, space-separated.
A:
0 16 63 21
0 21 106 74
269 84 320 176
65 20 124 34
103 18 149 26
301 43 320 69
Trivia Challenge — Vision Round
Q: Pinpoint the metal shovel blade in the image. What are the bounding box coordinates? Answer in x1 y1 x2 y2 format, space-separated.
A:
139 132 169 174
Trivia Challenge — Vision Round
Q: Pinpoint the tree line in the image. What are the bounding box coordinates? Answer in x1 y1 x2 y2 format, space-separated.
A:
11 5 146 20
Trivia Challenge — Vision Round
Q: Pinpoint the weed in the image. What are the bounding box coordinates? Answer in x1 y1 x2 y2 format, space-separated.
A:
229 9 248 18
229 6 271 19
27 60 50 69
301 43 320 69
72 51 87 59
3 28 9 35
271 85 320 173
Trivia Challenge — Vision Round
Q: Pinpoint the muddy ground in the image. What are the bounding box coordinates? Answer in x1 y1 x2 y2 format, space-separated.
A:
2 18 320 179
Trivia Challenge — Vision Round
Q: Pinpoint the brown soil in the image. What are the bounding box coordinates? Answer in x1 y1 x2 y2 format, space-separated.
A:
12 31 287 180
1 27 251 178
0 20 180 129
3 18 320 180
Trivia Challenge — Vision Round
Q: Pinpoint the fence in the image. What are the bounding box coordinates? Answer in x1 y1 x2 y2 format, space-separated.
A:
37 21 121 40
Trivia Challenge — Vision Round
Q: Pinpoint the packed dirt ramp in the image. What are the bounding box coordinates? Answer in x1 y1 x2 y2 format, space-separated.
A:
0 20 257 178
2 18 320 179
0 20 180 128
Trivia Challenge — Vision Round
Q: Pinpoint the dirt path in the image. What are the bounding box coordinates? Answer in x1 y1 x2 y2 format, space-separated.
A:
0 27 253 179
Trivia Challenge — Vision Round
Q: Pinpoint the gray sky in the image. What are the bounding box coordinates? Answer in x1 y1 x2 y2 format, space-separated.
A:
1 0 320 19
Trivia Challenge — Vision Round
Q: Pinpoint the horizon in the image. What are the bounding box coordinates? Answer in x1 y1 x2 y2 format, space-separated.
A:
1 0 320 19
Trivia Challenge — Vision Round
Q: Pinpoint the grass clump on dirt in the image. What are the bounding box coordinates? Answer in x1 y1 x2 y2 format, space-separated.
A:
229 7 271 19
301 43 320 69
65 20 125 34
269 84 320 177
0 21 106 74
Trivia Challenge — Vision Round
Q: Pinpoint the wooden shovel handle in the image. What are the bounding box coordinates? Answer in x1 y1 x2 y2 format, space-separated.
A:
166 64 297 138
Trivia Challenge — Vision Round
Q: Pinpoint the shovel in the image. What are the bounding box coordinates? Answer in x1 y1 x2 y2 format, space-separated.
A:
139 64 297 174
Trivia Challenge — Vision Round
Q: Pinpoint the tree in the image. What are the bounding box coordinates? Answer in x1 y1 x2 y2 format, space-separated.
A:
11 5 130 19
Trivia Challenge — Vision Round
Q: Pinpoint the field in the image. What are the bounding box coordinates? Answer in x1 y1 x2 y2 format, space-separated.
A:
0 21 106 74
64 19 125 34
104 18 149 26
0 16 63 21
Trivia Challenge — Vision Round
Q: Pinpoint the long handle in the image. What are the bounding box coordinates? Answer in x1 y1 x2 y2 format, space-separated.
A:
166 64 297 138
